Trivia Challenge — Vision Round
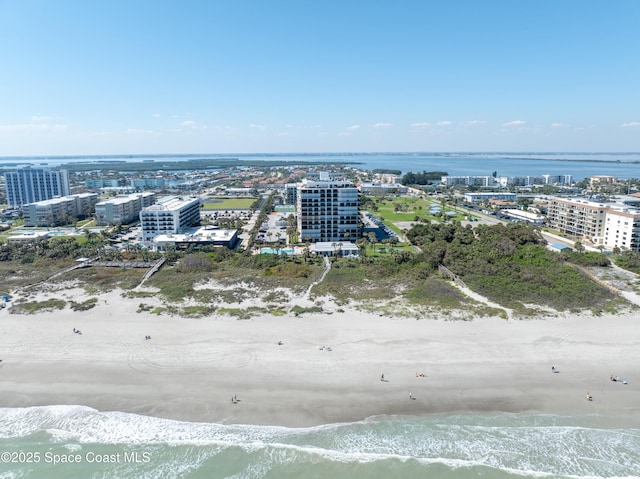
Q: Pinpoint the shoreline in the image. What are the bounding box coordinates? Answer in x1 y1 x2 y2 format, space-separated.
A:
1 290 639 428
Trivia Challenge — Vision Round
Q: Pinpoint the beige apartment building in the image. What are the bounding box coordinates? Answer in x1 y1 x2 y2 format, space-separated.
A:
23 193 99 227
547 197 640 251
95 192 156 226
547 198 608 243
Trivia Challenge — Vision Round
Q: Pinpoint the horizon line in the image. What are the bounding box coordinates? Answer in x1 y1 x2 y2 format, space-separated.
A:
2 151 640 160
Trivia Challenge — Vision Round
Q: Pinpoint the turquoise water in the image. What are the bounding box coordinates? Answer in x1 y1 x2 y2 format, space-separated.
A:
1 406 639 478
260 248 295 255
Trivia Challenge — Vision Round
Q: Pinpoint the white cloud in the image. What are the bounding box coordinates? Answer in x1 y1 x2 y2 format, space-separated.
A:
502 120 526 127
346 124 360 130
436 121 452 126
372 122 392 128
249 123 267 131
551 122 570 128
151 113 161 118
410 122 431 129
180 120 207 130
278 132 289 136
337 132 353 137
462 120 486 126
621 122 640 128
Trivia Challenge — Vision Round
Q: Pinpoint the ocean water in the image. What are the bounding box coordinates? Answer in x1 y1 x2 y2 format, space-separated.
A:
2 152 640 181
1 406 639 478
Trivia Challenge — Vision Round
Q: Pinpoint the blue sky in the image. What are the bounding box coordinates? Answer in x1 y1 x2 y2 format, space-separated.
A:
1 0 639 155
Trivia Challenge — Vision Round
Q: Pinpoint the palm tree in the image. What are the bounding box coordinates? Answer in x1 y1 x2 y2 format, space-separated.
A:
366 232 377 254
356 238 367 261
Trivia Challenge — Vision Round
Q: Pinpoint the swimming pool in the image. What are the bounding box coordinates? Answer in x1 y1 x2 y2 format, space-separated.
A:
260 248 295 255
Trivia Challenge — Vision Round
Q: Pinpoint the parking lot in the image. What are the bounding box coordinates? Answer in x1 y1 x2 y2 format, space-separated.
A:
256 212 290 244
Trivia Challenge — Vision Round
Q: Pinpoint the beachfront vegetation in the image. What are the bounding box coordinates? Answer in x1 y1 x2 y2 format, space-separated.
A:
405 221 618 313
69 297 98 311
10 298 67 314
310 256 480 313
0 216 635 318
67 267 146 291
614 250 640 274
145 250 325 303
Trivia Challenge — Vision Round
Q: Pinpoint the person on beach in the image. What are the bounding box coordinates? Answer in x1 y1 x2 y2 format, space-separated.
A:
381 374 384 381
586 391 592 401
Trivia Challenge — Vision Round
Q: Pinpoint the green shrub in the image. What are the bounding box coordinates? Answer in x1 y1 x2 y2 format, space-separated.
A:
10 298 67 314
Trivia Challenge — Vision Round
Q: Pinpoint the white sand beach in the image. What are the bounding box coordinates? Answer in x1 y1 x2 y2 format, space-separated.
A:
1 289 639 427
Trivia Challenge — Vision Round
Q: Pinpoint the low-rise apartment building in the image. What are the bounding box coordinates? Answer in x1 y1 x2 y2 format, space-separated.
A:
547 197 640 251
140 196 201 242
358 182 409 195
23 193 99 227
464 192 517 204
546 198 608 242
95 192 156 226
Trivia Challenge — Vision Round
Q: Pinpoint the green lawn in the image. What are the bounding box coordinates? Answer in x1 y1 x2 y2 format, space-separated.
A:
202 197 256 210
372 197 466 224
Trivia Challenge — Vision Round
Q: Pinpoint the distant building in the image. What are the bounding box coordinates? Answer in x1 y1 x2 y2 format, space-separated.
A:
541 174 573 186
463 192 516 204
23 193 99 227
5 166 70 207
296 179 360 243
496 176 541 187
611 195 640 208
284 183 298 205
443 174 572 189
140 196 201 242
376 173 400 184
95 192 156 226
501 209 545 226
84 179 124 189
589 176 617 188
130 177 166 189
442 176 494 187
6 231 51 243
358 182 408 195
306 171 342 181
225 187 255 196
